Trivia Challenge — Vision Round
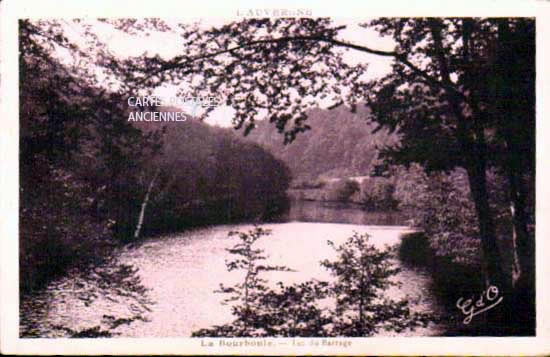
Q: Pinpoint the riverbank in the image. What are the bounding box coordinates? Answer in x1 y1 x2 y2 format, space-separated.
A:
397 232 535 336
20 191 291 296
285 199 408 226
21 222 445 337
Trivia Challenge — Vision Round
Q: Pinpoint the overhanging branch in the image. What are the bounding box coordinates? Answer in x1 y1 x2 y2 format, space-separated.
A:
137 30 466 101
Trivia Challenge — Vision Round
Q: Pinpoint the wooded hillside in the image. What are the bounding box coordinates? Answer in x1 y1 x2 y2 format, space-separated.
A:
243 105 397 182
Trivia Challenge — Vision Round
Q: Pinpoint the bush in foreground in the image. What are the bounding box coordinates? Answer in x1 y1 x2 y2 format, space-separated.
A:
192 227 431 337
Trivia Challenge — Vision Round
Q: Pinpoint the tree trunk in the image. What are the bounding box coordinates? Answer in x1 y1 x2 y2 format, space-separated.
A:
507 170 533 287
429 18 508 292
465 155 507 292
133 170 160 240
465 154 514 334
494 18 535 294
491 19 535 333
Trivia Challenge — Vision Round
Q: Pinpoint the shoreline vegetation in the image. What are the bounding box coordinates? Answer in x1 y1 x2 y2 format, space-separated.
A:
192 227 432 337
288 177 398 210
288 170 535 336
20 17 291 294
19 18 535 339
398 231 534 336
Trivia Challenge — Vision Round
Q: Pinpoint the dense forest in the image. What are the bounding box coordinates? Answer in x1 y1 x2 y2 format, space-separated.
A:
244 105 397 182
17 17 535 337
19 20 290 293
136 106 291 236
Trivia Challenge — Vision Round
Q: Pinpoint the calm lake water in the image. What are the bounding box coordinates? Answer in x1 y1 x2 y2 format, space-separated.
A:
20 201 446 337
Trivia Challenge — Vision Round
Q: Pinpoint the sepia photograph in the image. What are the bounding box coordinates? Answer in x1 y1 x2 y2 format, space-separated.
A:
1 0 548 355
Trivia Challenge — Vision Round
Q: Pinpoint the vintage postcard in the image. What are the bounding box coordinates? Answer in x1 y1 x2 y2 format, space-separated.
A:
1 0 549 355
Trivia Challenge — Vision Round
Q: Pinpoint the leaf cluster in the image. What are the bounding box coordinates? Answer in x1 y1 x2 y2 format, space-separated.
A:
192 227 432 337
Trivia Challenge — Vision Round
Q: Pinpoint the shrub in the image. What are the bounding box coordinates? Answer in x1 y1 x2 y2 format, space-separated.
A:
394 166 482 267
193 227 432 337
333 179 360 202
398 232 433 267
192 226 310 337
360 177 399 211
320 232 430 335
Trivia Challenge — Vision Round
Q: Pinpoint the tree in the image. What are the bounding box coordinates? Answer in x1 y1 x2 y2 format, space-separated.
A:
193 227 430 337
361 176 398 211
361 21 535 331
334 179 360 202
394 166 481 266
19 19 162 290
35 17 534 330
244 105 397 181
320 232 430 335
111 17 534 302
488 19 535 302
192 226 304 337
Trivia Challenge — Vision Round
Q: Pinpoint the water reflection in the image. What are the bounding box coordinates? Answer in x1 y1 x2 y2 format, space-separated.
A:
286 200 408 226
20 260 154 338
20 203 445 337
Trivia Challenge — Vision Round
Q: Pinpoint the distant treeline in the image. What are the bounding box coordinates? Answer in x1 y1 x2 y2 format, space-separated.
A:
243 105 401 212
288 176 398 212
19 20 290 293
244 105 398 182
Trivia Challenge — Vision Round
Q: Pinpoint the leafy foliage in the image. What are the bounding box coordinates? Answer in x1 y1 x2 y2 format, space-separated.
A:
18 21 293 339
320 233 429 335
114 16 534 295
192 226 306 337
360 176 399 211
334 179 360 202
244 105 397 182
20 260 154 338
193 228 431 337
362 18 535 294
141 119 291 235
394 166 481 266
110 18 368 143
19 19 160 291
19 16 535 335
20 19 292 293
111 16 533 298
394 164 517 270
